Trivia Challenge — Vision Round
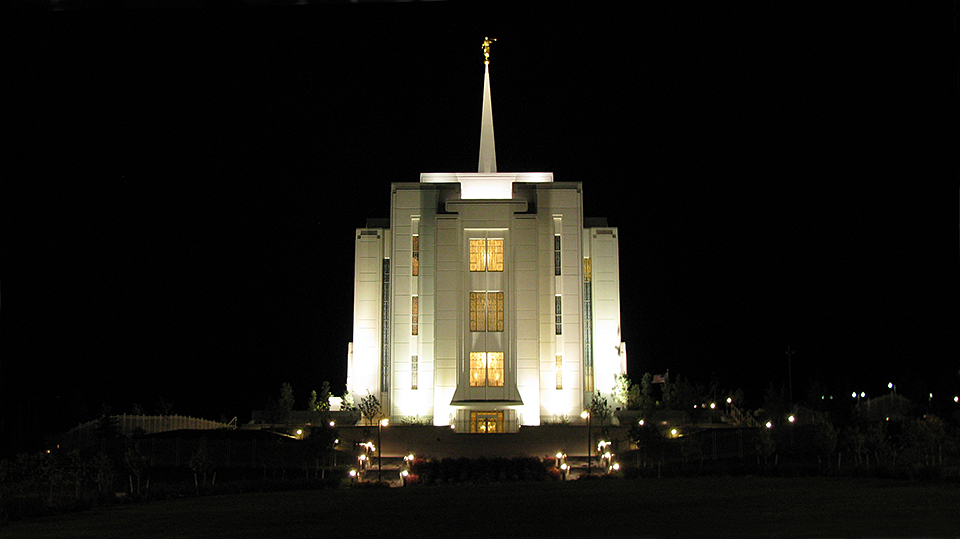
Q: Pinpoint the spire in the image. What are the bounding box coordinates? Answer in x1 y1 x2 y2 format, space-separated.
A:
478 37 497 173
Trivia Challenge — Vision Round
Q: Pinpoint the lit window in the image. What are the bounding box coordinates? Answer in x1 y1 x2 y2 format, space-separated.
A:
487 239 503 272
469 239 486 272
469 352 504 387
469 238 504 272
487 352 504 387
470 352 486 387
556 354 562 390
469 291 503 332
412 235 419 276
411 355 418 390
411 296 419 335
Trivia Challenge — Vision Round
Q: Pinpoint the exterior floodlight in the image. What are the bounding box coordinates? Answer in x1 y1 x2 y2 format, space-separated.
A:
852 392 857 398
670 428 678 437
765 421 773 429
888 382 894 389
726 397 732 404
329 421 336 427
612 463 620 471
638 419 645 426
349 469 357 477
861 392 866 398
710 403 716 409
788 415 796 423
954 396 959 403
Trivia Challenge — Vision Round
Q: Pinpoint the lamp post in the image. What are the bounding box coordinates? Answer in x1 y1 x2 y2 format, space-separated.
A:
581 410 591 476
377 418 388 482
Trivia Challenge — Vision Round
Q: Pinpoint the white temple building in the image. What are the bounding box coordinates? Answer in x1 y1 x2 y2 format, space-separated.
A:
346 40 626 433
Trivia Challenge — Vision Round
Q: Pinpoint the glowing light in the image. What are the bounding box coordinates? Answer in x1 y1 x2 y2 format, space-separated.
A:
612 463 620 471
670 428 678 437
726 397 732 404
861 392 866 398
709 403 716 410
954 396 959 403
852 392 857 398
329 421 336 427
888 382 894 389
765 421 773 429
788 415 796 423
638 419 645 426
349 469 357 477
580 410 590 419
296 429 303 436
380 418 389 427
556 452 564 459
401 470 409 477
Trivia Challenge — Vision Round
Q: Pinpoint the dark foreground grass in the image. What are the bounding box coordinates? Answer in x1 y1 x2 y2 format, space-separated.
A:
4 477 959 538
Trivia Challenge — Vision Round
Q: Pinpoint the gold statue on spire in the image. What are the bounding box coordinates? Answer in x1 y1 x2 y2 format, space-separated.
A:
482 37 496 65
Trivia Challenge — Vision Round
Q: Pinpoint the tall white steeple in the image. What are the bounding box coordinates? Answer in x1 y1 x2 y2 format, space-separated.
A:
478 37 497 174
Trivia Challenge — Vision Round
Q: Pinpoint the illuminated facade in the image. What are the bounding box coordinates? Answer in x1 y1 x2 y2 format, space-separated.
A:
346 49 626 433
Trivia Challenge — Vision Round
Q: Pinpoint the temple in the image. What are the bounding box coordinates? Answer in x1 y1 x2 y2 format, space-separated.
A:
346 39 626 433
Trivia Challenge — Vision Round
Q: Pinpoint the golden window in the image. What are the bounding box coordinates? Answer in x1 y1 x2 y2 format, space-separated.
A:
469 352 486 387
487 352 504 387
556 354 562 390
469 292 486 332
469 239 487 272
411 296 419 336
470 291 503 332
469 352 503 387
412 235 419 276
469 238 503 272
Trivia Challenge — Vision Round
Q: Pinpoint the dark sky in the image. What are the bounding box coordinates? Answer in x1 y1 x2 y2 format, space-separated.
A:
3 2 957 453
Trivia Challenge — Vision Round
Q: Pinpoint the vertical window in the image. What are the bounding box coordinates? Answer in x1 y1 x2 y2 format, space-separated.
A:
556 354 563 390
555 295 562 335
469 292 486 332
487 352 504 387
412 235 419 276
487 239 503 271
411 296 419 335
470 292 503 332
470 352 487 387
554 235 561 276
469 239 487 272
411 355 418 390
469 238 504 272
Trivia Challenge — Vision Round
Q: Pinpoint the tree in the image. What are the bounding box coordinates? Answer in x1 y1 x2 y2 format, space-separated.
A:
124 443 150 494
94 404 120 440
309 381 332 412
636 373 657 416
612 374 631 408
358 393 382 426
189 438 215 492
279 382 295 412
589 391 610 425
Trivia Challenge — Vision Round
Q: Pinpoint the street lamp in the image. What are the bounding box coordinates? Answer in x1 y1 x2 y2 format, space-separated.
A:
581 410 591 476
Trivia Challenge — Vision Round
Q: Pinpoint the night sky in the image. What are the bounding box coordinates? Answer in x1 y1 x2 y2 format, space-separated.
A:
3 2 956 454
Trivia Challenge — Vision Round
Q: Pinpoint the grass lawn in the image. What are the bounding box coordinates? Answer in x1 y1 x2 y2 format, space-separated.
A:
4 477 959 538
